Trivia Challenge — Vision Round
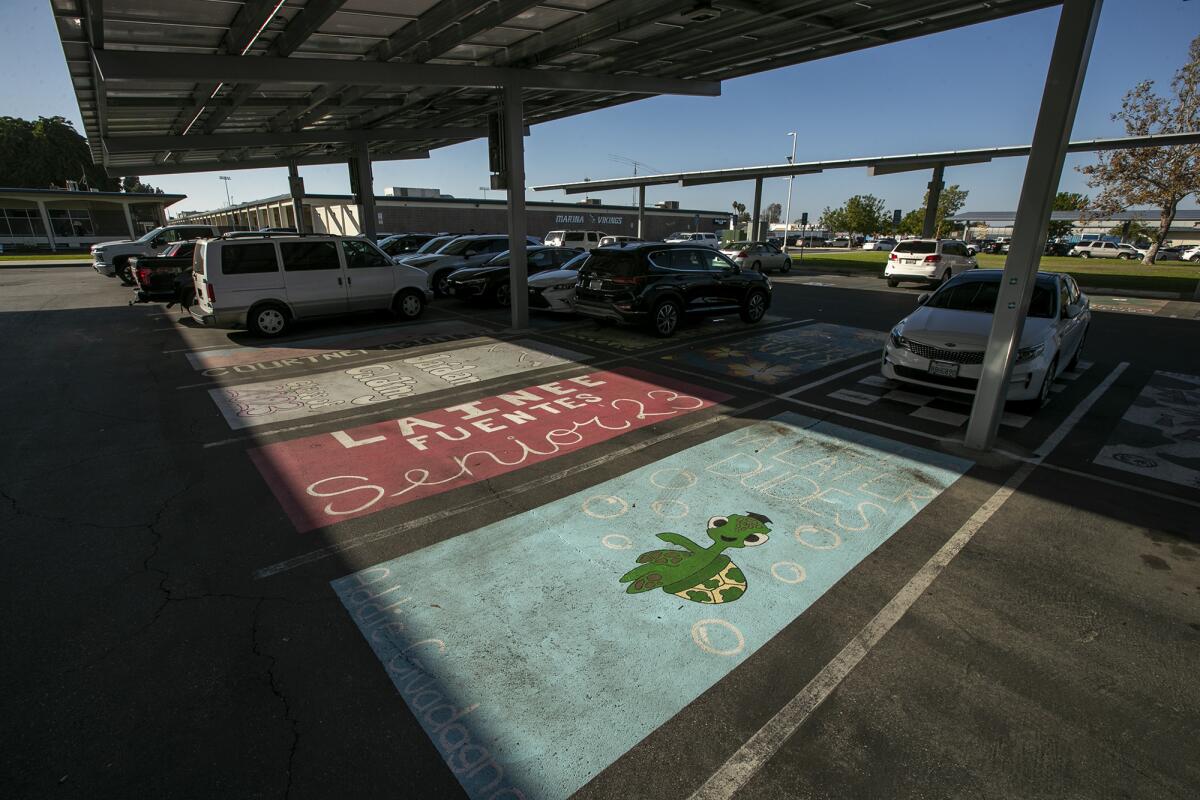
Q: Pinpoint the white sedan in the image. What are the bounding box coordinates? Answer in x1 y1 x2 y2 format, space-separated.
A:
718 241 791 273
527 251 588 313
882 270 1089 409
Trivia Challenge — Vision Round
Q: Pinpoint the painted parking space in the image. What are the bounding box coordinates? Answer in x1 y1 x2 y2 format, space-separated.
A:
251 368 730 532
1094 370 1200 489
332 412 971 800
661 322 885 386
207 339 588 430
1089 296 1171 316
185 320 492 375
555 314 788 352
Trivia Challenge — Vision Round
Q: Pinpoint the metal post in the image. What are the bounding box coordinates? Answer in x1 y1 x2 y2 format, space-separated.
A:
637 185 646 239
36 200 57 253
922 164 945 239
122 202 136 239
751 177 763 241
503 82 529 330
353 141 377 239
783 132 797 254
965 0 1103 451
287 161 308 233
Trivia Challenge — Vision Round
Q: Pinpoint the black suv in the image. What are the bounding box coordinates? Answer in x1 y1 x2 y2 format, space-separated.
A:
574 243 772 336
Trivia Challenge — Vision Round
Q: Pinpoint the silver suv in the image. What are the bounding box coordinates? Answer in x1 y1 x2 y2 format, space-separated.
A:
885 239 977 287
1070 240 1139 260
190 234 432 337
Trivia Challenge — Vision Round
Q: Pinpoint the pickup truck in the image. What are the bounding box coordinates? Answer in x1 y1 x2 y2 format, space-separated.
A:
92 223 218 284
129 241 197 307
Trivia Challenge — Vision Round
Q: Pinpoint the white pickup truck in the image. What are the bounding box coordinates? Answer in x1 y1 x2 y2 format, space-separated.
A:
92 223 219 283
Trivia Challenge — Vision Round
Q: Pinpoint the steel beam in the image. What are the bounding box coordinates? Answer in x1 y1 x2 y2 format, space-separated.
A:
751 177 763 241
103 127 488 154
287 161 307 234
104 148 429 177
637 185 646 238
964 0 1103 451
921 164 945 239
503 84 529 330
93 51 722 96
352 142 377 240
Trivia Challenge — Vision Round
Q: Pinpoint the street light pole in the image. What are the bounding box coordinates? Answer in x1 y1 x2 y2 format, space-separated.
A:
219 175 232 207
782 132 797 255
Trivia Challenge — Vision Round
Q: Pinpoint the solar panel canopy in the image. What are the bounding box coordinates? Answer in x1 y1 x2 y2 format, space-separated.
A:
52 0 1058 177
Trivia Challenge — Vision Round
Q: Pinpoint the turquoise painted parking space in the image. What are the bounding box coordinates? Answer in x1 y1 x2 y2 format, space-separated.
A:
333 412 971 800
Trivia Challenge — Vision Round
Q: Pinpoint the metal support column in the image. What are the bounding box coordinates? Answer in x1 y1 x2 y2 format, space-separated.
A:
35 200 56 253
287 161 308 233
121 202 136 239
637 185 646 239
965 0 1103 450
352 142 376 239
503 82 529 330
921 164 945 239
751 177 763 241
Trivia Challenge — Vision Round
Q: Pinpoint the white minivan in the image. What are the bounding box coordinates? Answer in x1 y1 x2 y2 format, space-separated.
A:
191 234 433 337
544 230 606 250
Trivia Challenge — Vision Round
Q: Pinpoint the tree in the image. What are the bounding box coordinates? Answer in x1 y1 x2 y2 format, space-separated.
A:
1108 219 1156 243
0 116 119 190
764 202 782 224
121 176 164 194
896 184 969 237
818 194 887 240
1079 34 1199 264
1048 191 1088 239
818 205 847 235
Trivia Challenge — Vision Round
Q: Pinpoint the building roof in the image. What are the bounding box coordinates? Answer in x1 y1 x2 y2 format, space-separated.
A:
951 210 1200 222
52 0 1058 177
0 186 186 203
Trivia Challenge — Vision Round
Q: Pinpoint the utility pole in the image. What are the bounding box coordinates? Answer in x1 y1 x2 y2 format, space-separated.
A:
219 175 232 208
783 132 797 255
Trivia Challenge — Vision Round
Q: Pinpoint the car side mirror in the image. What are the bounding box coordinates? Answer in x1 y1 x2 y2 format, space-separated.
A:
916 292 931 305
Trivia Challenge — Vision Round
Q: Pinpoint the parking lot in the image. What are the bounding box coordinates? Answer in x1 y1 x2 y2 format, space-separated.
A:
2 263 1198 799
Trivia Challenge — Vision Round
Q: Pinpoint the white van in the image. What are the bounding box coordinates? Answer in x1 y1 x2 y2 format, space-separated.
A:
544 230 606 250
191 234 433 337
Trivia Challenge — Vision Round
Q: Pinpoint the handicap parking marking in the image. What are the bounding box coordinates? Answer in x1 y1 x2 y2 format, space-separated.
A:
207 339 588 430
251 367 731 532
1094 370 1200 489
661 323 886 386
1089 296 1171 316
331 412 971 800
185 320 491 375
556 314 789 352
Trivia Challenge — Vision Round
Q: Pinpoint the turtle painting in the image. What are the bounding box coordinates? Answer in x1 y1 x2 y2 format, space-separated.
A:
619 513 772 604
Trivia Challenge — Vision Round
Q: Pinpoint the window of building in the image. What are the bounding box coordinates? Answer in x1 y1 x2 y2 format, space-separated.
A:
48 209 95 237
0 208 46 237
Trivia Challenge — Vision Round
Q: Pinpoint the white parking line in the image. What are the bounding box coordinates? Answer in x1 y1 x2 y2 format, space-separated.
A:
687 362 1128 800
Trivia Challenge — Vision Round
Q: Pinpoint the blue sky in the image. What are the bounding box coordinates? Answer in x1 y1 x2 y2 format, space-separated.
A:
2 0 1196 218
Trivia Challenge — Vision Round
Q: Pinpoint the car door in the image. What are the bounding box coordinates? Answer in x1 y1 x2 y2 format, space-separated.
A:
280 240 347 317
764 242 786 270
668 248 722 313
705 249 752 307
1058 276 1087 358
343 238 398 311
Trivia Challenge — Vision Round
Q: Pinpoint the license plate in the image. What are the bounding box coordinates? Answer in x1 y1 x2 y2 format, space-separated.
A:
929 360 959 378
902 258 916 265
589 280 603 290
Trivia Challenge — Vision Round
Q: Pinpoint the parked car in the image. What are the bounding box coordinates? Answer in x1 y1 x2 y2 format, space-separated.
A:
129 240 197 304
92 223 218 284
400 234 542 296
829 237 851 248
1180 245 1200 262
1136 245 1182 261
190 234 432 337
395 234 458 265
719 241 791 273
378 233 436 259
444 247 583 307
573 243 772 337
543 230 606 250
882 270 1089 409
1044 239 1073 257
527 251 589 314
1071 240 1137 259
665 231 720 249
599 235 643 247
862 238 896 251
884 239 976 287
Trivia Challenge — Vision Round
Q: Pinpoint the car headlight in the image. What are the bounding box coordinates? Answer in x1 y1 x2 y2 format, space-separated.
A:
1016 343 1045 364
550 282 574 291
889 325 909 349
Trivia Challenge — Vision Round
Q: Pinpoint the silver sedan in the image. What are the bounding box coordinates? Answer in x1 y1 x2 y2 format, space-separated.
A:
719 241 792 273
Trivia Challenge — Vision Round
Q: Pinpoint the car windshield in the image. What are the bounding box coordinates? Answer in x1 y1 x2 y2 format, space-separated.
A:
416 236 455 254
136 226 165 243
666 232 690 240
560 252 588 271
926 279 1057 318
894 241 937 254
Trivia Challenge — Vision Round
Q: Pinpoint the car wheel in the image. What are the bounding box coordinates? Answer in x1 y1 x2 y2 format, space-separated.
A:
650 298 681 337
1019 356 1058 413
779 258 791 274
393 289 425 320
433 269 453 297
493 282 511 308
1120 253 1133 260
740 288 768 324
886 277 899 288
116 257 133 285
1080 251 1090 259
248 303 289 338
940 269 952 285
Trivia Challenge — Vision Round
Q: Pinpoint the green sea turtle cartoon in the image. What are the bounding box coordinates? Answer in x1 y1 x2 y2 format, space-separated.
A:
619 513 772 604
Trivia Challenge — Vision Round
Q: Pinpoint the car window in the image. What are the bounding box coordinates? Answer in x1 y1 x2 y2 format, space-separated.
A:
670 249 710 271
584 249 643 276
704 251 737 271
894 241 937 254
342 239 391 268
281 241 339 271
1067 275 1081 303
1059 280 1071 316
222 242 279 275
565 233 584 242
561 252 588 271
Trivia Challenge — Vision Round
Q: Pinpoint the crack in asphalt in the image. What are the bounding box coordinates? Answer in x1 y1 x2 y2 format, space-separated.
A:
251 597 301 800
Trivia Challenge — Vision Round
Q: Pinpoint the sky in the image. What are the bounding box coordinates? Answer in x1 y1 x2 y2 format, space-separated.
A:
1 0 1197 219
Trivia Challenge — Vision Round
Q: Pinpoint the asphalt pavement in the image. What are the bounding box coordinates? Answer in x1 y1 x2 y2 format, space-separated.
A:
1 265 1196 799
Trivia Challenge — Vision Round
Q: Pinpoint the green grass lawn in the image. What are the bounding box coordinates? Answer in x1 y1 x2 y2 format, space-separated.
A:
0 252 91 261
789 250 1200 295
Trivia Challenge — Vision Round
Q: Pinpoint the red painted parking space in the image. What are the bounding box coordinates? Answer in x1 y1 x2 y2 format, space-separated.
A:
249 367 730 531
